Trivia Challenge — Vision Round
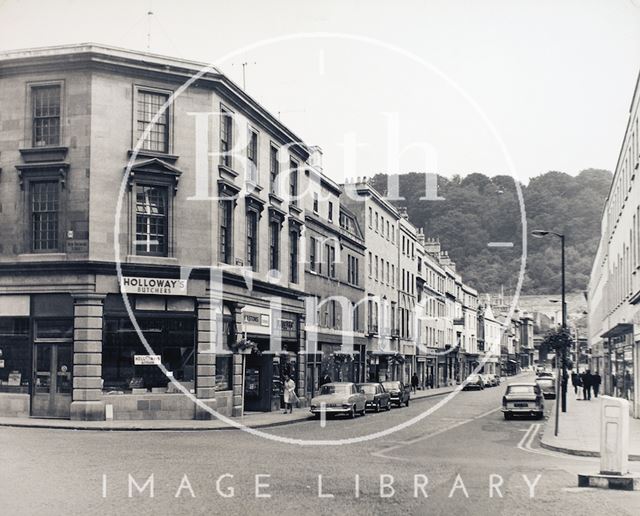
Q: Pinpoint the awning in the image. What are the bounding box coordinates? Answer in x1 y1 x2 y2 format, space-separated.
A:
600 323 633 339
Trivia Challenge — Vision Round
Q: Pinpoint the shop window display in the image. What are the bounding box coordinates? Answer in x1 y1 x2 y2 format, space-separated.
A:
103 317 195 392
0 318 30 393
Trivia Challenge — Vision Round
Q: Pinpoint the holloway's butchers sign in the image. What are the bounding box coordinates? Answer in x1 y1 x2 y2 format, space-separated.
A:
120 276 187 296
134 355 161 365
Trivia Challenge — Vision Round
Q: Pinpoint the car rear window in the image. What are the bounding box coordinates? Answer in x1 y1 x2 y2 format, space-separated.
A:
537 379 554 386
382 381 400 390
360 385 376 394
508 385 535 394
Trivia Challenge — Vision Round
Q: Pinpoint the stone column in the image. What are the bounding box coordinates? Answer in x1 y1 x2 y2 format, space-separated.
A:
231 303 244 417
70 294 105 421
195 297 218 420
296 314 307 407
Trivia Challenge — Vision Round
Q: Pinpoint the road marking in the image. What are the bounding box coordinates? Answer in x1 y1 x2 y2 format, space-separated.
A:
516 423 598 462
372 406 503 461
487 242 514 248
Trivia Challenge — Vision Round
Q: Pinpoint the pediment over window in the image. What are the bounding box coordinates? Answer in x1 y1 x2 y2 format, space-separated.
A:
125 158 182 193
16 162 69 190
245 193 265 214
268 206 286 226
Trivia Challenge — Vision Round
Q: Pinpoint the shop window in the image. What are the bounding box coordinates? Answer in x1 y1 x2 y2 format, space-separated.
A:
215 355 233 391
34 318 73 340
102 317 195 392
0 318 30 393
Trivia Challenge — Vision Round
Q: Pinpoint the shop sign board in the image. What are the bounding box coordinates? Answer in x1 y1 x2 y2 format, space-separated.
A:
134 355 162 365
241 306 271 335
120 276 188 296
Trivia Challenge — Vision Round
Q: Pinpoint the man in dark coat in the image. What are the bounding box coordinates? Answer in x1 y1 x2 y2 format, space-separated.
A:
592 372 601 398
411 373 419 393
319 372 332 387
581 370 593 401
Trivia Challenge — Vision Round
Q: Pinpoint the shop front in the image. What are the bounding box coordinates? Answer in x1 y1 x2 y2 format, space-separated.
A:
608 331 635 413
0 294 75 419
305 335 366 400
242 306 303 412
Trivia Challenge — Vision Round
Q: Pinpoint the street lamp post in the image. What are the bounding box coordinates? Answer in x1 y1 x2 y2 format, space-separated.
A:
532 229 567 437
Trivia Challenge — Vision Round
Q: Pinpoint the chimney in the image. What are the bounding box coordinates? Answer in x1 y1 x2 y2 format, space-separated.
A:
309 145 323 172
424 237 441 257
399 207 409 220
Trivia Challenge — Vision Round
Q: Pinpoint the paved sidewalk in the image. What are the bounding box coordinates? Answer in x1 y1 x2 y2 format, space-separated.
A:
540 391 640 461
0 384 456 431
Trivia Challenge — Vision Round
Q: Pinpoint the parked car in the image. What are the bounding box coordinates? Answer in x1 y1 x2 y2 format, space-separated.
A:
357 383 391 412
462 374 485 390
536 369 554 378
535 376 556 399
502 382 544 420
480 374 494 387
381 381 411 407
309 382 367 418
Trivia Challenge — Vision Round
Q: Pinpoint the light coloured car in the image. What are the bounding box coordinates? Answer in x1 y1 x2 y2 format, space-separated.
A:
502 382 544 420
480 374 494 387
310 382 367 418
462 374 485 390
535 376 556 399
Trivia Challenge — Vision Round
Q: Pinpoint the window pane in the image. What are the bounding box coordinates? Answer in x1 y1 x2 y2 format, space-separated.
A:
32 85 60 147
137 90 169 152
31 181 59 251
135 185 168 256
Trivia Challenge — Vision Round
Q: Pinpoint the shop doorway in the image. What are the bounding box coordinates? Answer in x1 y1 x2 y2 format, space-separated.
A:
31 342 72 418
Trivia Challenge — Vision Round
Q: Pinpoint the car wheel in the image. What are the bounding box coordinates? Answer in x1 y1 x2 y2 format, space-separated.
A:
504 413 512 420
349 406 356 419
375 402 380 413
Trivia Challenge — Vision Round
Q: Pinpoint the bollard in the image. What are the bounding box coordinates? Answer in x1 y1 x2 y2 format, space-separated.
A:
599 396 629 475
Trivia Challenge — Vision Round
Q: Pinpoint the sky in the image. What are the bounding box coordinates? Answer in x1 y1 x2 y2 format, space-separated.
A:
1 0 639 185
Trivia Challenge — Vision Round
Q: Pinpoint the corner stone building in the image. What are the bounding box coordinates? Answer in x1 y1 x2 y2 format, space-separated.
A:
0 44 311 420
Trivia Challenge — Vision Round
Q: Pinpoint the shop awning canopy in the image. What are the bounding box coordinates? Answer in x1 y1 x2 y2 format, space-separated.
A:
600 323 633 339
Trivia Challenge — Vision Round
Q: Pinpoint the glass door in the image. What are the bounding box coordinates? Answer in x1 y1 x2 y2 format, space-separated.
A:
31 343 72 418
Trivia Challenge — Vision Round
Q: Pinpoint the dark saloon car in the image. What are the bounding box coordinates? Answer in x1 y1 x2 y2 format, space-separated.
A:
357 383 392 412
502 382 544 420
462 374 485 390
381 381 410 407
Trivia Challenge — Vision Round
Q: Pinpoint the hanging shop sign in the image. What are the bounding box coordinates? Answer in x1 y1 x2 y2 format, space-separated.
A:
120 276 188 296
134 355 162 366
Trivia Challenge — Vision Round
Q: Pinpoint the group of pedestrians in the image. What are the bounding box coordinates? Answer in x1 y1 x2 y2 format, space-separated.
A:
570 369 602 401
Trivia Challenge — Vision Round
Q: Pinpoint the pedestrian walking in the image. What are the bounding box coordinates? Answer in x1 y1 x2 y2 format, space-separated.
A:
593 372 601 398
411 373 419 393
571 370 582 397
282 375 297 414
581 370 593 401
